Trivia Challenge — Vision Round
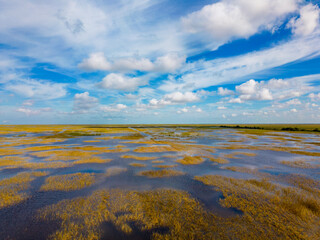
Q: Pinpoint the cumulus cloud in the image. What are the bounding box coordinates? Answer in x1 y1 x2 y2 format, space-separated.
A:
16 107 51 116
218 87 234 96
5 79 66 100
78 52 111 71
79 52 186 73
73 92 98 113
309 92 320 101
177 106 202 114
234 79 273 101
148 92 200 109
100 104 127 112
288 4 320 36
163 92 200 104
225 75 318 103
218 106 227 110
182 0 298 42
98 73 145 91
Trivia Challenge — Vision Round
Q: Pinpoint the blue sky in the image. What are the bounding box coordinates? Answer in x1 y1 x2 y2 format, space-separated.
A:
0 0 320 124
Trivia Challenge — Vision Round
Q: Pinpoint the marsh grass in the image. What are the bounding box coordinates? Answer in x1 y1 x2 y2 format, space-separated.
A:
38 188 215 240
154 164 177 168
40 173 96 191
0 148 24 156
280 160 320 169
176 156 204 165
195 174 320 239
205 156 229 164
0 171 48 208
129 163 146 167
133 145 176 153
121 155 157 161
0 156 30 167
151 160 164 164
137 169 185 178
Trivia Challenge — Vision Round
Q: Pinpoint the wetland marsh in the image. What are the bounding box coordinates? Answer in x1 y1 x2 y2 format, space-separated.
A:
0 125 319 239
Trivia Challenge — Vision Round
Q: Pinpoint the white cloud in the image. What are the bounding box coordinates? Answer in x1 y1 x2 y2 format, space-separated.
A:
163 92 200 104
16 107 51 116
73 92 98 113
78 52 111 71
290 108 298 112
5 79 66 100
177 106 202 114
286 99 301 105
182 0 298 42
217 106 227 110
181 108 188 113
98 73 145 91
288 4 320 36
79 52 186 73
225 75 319 104
22 100 34 106
229 98 243 103
159 34 320 92
309 92 320 101
100 104 128 112
218 87 234 96
16 108 40 115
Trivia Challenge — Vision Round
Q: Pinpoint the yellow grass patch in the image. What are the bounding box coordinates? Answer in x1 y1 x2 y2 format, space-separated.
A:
0 171 48 208
121 155 157 161
280 160 320 169
176 156 204 165
195 174 320 239
207 156 229 164
137 169 185 178
38 188 215 240
129 163 146 167
0 156 29 167
151 160 164 164
40 173 96 191
133 145 176 153
154 164 177 168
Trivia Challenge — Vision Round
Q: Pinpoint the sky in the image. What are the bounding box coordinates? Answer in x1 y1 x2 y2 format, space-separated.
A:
0 0 320 124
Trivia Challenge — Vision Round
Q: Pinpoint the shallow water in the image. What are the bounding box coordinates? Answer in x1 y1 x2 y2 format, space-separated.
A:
0 126 319 239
